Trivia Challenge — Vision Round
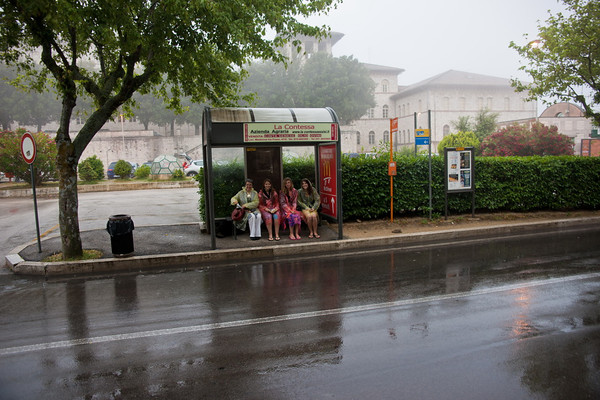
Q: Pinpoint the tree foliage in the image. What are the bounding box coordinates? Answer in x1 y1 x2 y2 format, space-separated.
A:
510 0 600 126
241 53 376 124
0 129 57 184
437 131 480 154
450 109 499 142
481 123 574 156
0 0 339 258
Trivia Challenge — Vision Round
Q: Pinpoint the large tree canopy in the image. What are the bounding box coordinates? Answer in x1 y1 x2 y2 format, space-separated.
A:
241 53 376 125
0 0 339 258
510 0 600 126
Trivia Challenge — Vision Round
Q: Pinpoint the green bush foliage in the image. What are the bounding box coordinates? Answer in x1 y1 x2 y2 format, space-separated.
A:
134 164 151 179
114 160 132 179
78 155 104 181
197 155 600 222
0 129 57 184
172 168 184 180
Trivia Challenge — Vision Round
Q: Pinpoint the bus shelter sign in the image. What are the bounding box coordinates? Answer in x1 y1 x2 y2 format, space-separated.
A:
244 122 338 142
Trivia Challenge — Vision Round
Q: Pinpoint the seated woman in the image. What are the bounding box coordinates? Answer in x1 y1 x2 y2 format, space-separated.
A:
280 177 303 240
298 178 321 238
258 178 281 241
230 178 262 240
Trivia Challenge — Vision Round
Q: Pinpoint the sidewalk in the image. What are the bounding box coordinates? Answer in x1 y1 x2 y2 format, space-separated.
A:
7 215 600 277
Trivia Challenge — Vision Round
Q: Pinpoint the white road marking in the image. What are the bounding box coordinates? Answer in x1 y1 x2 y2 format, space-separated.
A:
1 272 598 356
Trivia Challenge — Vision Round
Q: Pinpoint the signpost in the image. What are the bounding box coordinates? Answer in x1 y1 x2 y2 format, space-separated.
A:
21 132 42 253
414 111 433 220
389 117 398 221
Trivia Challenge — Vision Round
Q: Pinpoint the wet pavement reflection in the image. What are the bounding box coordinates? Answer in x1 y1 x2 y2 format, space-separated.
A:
0 226 599 399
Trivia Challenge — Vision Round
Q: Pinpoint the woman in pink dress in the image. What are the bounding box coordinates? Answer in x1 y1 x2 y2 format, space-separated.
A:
258 178 281 241
280 177 303 240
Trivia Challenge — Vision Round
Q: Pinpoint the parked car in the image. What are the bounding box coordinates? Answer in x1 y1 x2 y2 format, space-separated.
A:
107 161 136 179
184 160 204 177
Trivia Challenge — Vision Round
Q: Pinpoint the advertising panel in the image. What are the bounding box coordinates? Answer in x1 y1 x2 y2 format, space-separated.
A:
445 147 474 192
319 144 337 219
244 122 338 142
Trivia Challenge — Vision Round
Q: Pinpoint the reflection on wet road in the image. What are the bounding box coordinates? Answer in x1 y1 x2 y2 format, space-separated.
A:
0 227 599 399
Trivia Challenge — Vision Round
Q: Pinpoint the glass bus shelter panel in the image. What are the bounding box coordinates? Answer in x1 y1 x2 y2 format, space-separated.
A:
293 108 336 122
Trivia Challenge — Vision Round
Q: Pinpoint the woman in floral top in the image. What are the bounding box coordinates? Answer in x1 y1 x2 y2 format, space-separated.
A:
258 178 281 241
280 177 303 240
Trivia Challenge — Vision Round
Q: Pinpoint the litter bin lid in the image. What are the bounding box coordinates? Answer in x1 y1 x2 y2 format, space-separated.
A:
109 214 131 221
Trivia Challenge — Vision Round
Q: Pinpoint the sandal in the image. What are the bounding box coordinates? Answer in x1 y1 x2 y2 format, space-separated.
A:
268 237 274 241
308 234 314 238
296 235 301 240
275 237 280 241
289 235 296 240
315 234 320 239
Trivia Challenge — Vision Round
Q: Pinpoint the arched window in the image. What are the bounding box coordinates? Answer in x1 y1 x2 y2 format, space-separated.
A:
356 131 361 145
382 105 389 118
383 130 389 143
381 79 389 93
367 108 375 119
368 131 375 145
443 125 450 136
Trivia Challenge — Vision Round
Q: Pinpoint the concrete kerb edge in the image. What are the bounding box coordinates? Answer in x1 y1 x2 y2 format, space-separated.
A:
8 217 600 277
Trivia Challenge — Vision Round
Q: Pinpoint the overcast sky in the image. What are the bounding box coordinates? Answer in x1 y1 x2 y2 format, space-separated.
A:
305 0 567 86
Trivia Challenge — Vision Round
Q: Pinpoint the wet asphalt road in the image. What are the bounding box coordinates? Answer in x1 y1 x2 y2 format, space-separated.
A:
0 226 599 399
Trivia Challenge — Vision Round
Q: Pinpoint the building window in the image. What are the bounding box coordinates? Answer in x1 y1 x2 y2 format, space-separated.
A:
383 130 389 143
368 131 375 145
402 104 405 116
357 132 361 145
367 108 375 118
459 97 466 110
442 97 450 110
443 125 450 136
477 97 484 109
487 97 493 109
504 97 510 110
381 79 389 93
383 105 389 118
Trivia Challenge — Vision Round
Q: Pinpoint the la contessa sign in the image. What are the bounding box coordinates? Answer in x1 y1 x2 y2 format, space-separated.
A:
244 122 338 142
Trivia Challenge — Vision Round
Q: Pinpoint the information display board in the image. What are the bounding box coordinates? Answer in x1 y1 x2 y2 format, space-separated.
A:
445 147 474 192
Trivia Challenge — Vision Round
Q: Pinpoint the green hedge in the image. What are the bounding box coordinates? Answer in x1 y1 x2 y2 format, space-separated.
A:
197 156 600 221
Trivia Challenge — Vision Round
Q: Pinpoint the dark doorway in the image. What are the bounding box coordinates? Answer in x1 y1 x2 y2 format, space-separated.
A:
245 147 283 191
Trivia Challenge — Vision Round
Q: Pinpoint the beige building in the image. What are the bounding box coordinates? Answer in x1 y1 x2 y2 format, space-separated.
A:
342 69 538 154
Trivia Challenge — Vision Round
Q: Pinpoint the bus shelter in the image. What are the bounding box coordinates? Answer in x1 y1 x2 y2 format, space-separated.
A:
202 107 343 249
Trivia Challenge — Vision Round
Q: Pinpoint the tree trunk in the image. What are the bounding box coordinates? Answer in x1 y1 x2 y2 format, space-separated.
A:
57 141 82 259
56 89 83 259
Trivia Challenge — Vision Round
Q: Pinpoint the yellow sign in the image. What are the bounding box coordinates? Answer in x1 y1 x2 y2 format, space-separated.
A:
415 129 430 138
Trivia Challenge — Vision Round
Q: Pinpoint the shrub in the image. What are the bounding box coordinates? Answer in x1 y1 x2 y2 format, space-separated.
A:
0 129 57 185
135 164 151 179
78 155 104 181
172 168 184 180
114 160 132 179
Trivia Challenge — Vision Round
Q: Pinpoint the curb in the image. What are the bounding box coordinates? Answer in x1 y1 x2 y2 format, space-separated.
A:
7 217 599 277
0 180 197 198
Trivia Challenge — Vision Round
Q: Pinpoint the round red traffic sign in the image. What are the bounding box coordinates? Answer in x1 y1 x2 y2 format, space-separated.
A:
21 132 37 164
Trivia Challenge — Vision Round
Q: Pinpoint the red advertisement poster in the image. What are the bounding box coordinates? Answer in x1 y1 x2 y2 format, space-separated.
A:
319 144 337 219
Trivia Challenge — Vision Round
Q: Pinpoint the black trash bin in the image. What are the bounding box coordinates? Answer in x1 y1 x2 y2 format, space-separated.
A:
106 214 134 256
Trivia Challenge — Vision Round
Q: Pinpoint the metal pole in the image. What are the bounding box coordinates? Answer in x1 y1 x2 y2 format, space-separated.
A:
428 110 432 220
413 112 417 155
31 165 42 253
